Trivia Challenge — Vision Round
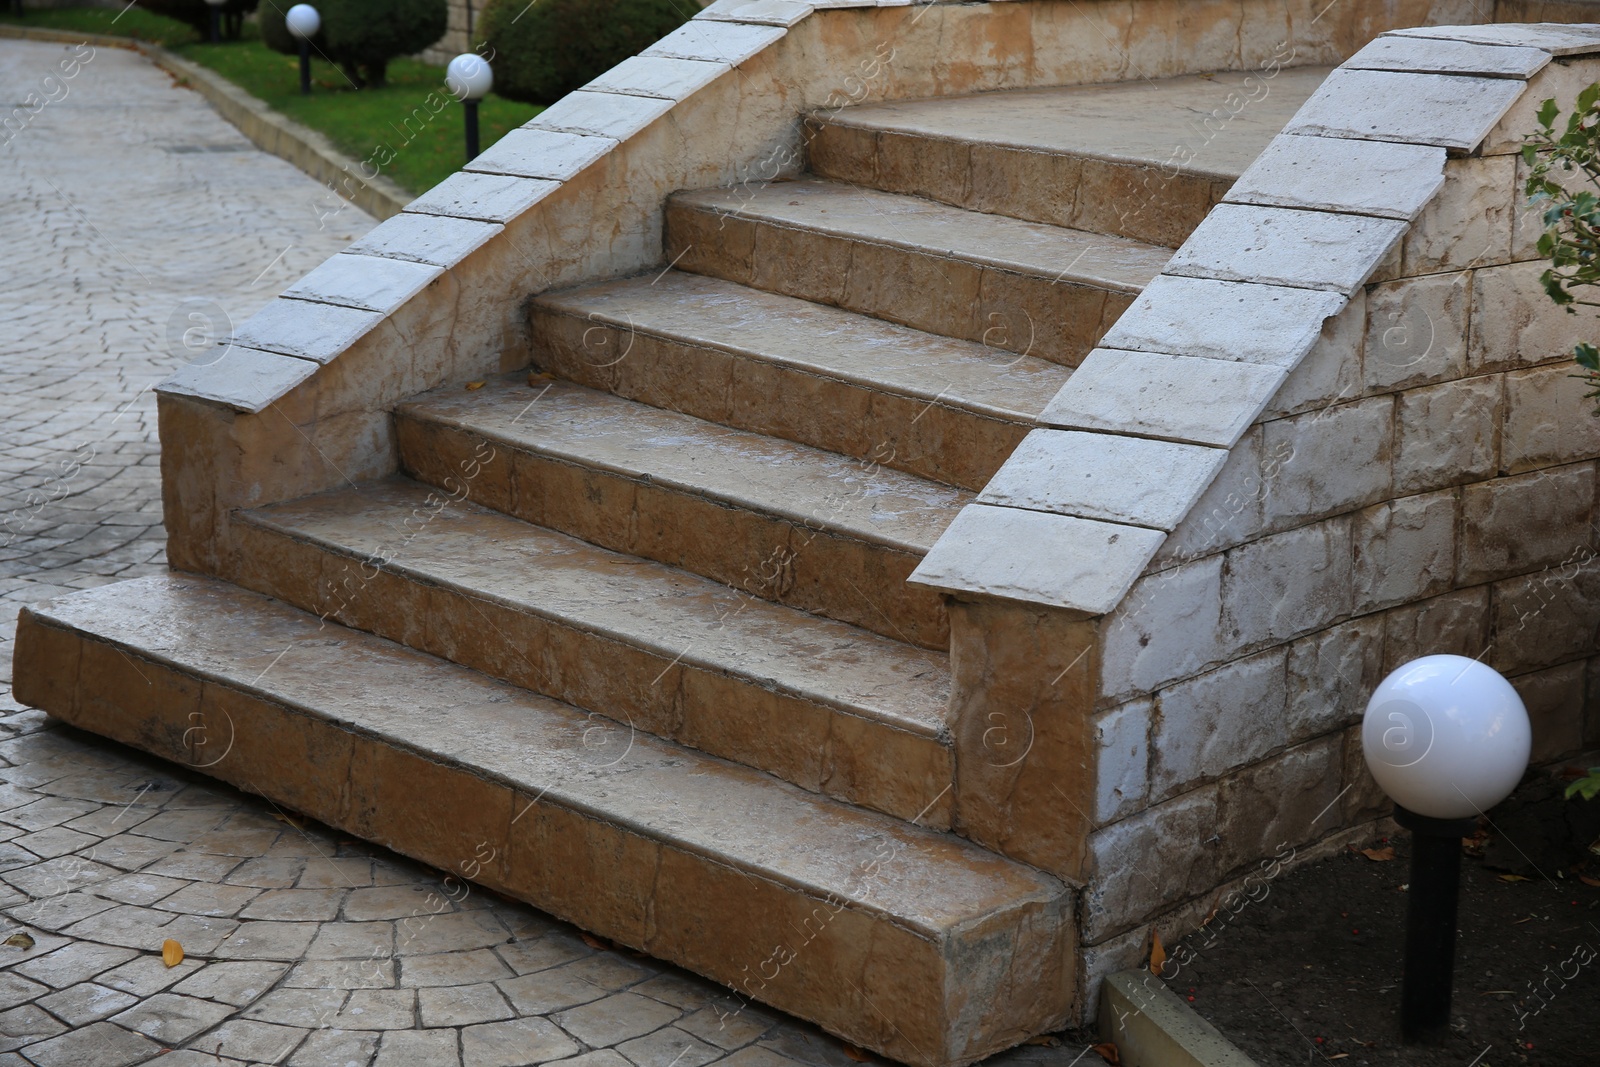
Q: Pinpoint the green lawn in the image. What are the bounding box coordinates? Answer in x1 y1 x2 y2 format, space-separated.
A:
0 7 541 196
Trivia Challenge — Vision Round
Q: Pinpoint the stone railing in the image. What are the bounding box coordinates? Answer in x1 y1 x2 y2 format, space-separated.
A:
912 22 1600 1008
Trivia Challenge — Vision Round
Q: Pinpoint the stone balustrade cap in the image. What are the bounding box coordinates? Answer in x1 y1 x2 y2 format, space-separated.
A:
465 127 618 182
1345 35 1550 78
230 297 385 365
281 252 444 315
342 213 503 269
526 90 677 142
1382 23 1600 57
580 55 732 101
696 0 814 27
156 346 319 414
403 172 563 225
641 20 787 64
1283 67 1526 151
1226 134 1446 221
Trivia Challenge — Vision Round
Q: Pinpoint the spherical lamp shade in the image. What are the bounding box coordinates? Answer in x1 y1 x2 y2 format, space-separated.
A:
286 4 321 39
446 53 493 101
203 0 228 7
1361 655 1531 820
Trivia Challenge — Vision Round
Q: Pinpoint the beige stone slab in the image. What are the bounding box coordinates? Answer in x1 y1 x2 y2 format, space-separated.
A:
465 128 617 182
230 297 384 364
1283 68 1525 152
976 430 1228 531
1166 204 1406 294
1225 134 1446 221
156 346 319 415
281 253 443 314
534 271 1069 421
909 504 1165 616
1038 348 1285 449
1345 36 1550 78
398 378 967 554
814 67 1332 179
641 20 786 64
580 55 731 101
1098 275 1346 368
696 0 812 27
403 172 561 224
676 181 1170 292
1383 23 1600 57
342 213 502 268
245 478 949 736
527 91 676 142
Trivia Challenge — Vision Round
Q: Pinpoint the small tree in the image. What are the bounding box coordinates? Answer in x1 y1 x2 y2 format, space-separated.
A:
321 0 448 87
1525 84 1600 409
478 0 691 105
134 0 258 39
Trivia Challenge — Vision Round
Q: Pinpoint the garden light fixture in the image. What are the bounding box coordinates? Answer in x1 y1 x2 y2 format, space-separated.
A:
203 0 227 44
286 4 320 96
1361 655 1531 1044
446 53 492 162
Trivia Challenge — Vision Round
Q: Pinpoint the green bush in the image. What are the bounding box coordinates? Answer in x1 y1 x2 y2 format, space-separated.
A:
257 0 326 55
134 0 257 39
479 0 691 105
321 0 447 87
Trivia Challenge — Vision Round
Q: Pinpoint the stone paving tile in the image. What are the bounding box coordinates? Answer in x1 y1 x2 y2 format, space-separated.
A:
0 34 1104 1067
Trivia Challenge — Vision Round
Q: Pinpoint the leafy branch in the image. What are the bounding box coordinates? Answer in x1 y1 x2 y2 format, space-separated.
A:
1524 83 1600 410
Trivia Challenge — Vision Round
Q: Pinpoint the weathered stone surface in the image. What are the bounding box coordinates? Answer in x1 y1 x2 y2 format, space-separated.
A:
1260 292 1365 418
1039 348 1285 449
404 172 562 224
1222 517 1354 651
1352 491 1457 614
529 92 677 141
1405 156 1517 274
976 430 1228 531
1383 587 1491 672
156 347 318 416
641 20 786 63
1151 649 1288 800
1346 35 1550 77
1166 204 1406 294
910 504 1165 616
1283 69 1525 151
230 298 384 365
281 253 444 315
1225 134 1444 220
1094 701 1151 825
1101 557 1226 703
1394 374 1499 493
1363 271 1470 392
1153 430 1268 565
1099 275 1346 368
1083 786 1222 941
465 128 616 181
582 55 731 99
697 0 813 26
1260 396 1394 529
1511 661 1587 762
1490 563 1600 676
342 212 502 268
1384 23 1600 57
1214 736 1343 872
1459 463 1595 585
1503 361 1600 473
1285 615 1385 742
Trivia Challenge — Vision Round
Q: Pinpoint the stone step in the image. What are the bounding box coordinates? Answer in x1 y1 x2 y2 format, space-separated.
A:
394 377 965 649
13 575 1076 1067
529 271 1073 491
665 179 1170 366
232 477 955 825
804 66 1333 248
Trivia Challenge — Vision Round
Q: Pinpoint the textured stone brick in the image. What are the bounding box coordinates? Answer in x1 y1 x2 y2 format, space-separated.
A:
1363 272 1470 393
1459 464 1595 585
1153 429 1269 565
1215 736 1343 874
1152 649 1288 800
1469 260 1591 372
1353 491 1457 614
1402 155 1516 274
1261 291 1365 418
1394 375 1500 494
1260 396 1394 529
1383 587 1491 673
1094 701 1150 825
1222 518 1354 651
1503 361 1600 474
1511 661 1586 763
1101 557 1226 703
1285 616 1386 743
1083 785 1222 942
1489 560 1600 675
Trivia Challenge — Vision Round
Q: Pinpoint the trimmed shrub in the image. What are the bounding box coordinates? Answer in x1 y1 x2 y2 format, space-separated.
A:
135 0 258 39
257 0 326 55
478 0 691 105
321 0 448 87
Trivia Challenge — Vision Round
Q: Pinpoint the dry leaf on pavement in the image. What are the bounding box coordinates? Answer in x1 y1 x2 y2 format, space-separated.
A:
2 933 34 950
1148 928 1166 976
1358 847 1395 862
162 939 184 967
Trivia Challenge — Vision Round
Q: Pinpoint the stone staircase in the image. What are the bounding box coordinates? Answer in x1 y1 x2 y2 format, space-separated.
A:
15 65 1328 1065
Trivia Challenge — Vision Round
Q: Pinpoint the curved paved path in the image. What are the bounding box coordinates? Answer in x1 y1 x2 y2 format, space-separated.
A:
0 34 1084 1067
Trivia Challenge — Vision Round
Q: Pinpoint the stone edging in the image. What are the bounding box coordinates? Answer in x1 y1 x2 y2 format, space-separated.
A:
1099 970 1259 1067
907 22 1600 620
0 23 409 220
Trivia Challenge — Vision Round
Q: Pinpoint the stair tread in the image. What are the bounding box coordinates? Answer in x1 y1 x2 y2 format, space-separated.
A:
397 377 970 554
29 574 1062 932
815 66 1333 180
675 179 1170 293
245 477 951 736
535 271 1072 422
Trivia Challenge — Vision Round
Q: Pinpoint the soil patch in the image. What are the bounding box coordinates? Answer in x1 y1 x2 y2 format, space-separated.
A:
1158 770 1600 1066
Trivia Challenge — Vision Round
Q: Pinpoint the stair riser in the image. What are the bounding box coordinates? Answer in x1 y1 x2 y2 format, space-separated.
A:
666 201 1132 368
529 307 1029 492
395 414 950 650
227 517 956 827
804 118 1225 249
14 610 1074 1067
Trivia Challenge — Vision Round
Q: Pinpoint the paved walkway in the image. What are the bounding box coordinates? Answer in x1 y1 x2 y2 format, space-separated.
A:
0 36 1085 1067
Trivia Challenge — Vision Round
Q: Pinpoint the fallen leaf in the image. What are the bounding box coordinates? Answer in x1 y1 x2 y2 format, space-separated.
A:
1025 1035 1061 1047
270 812 306 830
1330 1054 1349 1061
1148 928 1166 976
1359 847 1395 862
1579 875 1600 887
528 371 555 385
579 932 612 951
162 939 184 968
2 933 33 950
1499 874 1532 883
465 380 486 391
841 1045 872 1062
1091 1042 1121 1065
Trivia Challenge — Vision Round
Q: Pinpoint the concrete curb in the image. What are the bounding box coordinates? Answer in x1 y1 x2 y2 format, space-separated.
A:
0 23 409 220
1099 970 1260 1067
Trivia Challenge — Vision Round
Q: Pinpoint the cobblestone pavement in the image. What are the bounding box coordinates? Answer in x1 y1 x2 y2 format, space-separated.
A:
0 35 1088 1067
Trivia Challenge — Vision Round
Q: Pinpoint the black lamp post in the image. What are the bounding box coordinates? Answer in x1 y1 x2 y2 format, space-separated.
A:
204 0 226 43
446 53 493 162
1360 655 1531 1043
286 4 320 95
